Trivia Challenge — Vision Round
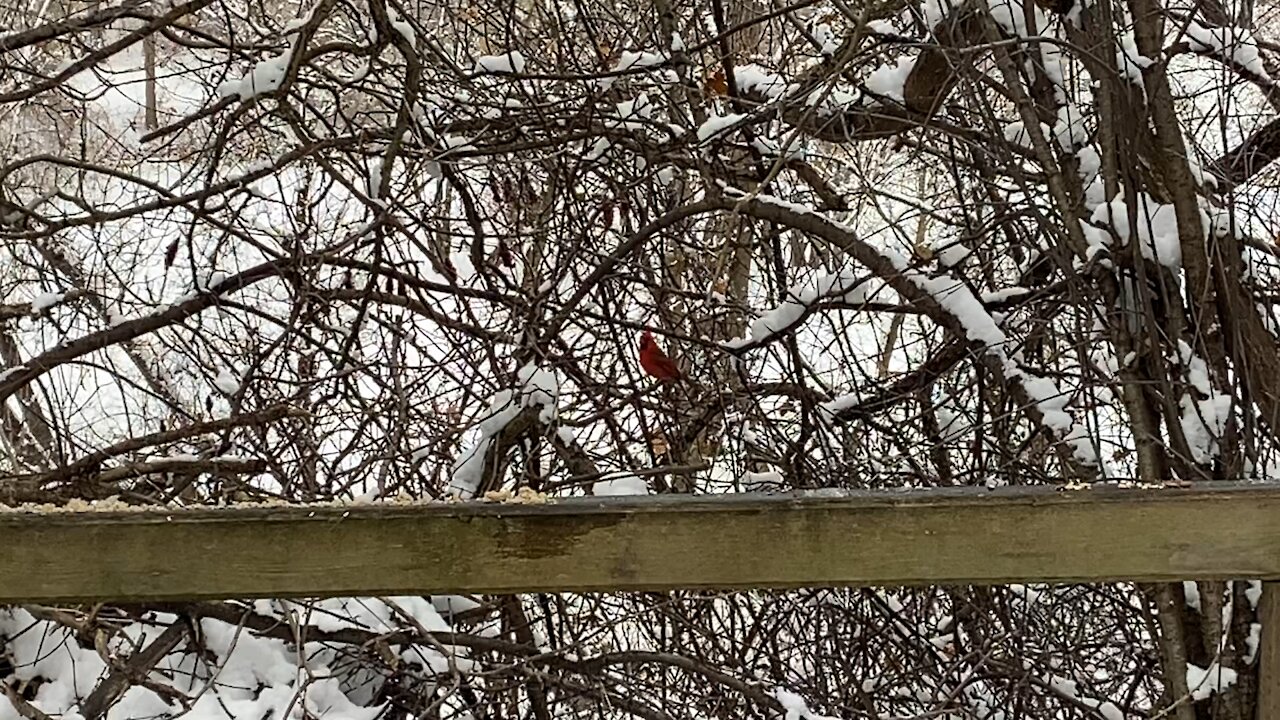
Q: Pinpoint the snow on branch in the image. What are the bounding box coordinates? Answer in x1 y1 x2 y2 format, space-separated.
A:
1183 21 1271 80
1174 340 1233 464
0 258 299 405
450 362 560 497
724 267 880 349
1090 191 1211 271
720 190 1099 469
473 51 527 75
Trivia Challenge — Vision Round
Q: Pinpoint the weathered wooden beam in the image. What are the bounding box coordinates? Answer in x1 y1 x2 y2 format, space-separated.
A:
4 482 1280 603
1257 582 1280 720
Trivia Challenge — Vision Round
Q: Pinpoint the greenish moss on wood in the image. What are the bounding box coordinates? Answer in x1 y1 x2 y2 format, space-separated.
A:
2 482 1280 603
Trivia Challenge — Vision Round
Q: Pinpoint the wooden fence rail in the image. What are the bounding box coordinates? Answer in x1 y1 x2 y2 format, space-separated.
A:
4 481 1280 603
7 481 1280 716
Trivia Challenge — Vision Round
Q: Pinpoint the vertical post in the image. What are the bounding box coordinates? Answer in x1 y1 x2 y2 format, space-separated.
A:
143 32 158 131
1258 583 1280 719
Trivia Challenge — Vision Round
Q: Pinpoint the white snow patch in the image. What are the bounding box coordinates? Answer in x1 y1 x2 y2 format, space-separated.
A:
1116 32 1154 88
474 51 527 74
1246 622 1262 664
982 287 1031 304
593 475 649 496
1077 147 1102 193
432 594 482 615
584 137 613 162
752 134 806 159
437 134 476 155
727 267 876 347
729 64 794 99
773 688 838 720
1009 584 1043 604
1247 580 1263 609
1004 120 1051 150
1186 662 1238 700
805 85 862 111
387 7 416 46
218 48 294 100
613 50 667 72
1090 192 1209 270
697 113 746 142
451 364 560 496
1175 339 1232 463
988 0 1045 37
1036 663 1125 720
1186 22 1271 79
923 0 961 29
450 390 522 496
1053 104 1090 150
213 368 241 395
0 365 26 384
911 273 1006 346
819 391 861 418
865 56 916 104
30 291 65 312
743 470 786 491
518 362 559 424
615 93 653 123
1183 581 1202 610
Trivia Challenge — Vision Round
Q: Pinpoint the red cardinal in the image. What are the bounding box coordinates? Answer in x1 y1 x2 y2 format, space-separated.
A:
639 329 683 382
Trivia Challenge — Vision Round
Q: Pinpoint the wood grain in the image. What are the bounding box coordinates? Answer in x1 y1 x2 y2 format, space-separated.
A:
3 482 1280 602
1257 582 1280 720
